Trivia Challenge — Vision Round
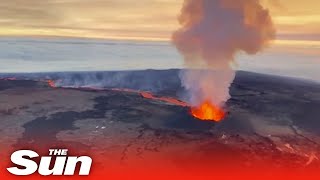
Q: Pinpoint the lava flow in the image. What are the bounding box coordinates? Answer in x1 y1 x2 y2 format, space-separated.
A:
28 79 224 121
191 101 225 122
140 92 189 107
46 80 56 88
0 77 17 81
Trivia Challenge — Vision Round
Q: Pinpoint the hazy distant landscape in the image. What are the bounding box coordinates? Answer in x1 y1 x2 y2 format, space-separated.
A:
0 37 319 82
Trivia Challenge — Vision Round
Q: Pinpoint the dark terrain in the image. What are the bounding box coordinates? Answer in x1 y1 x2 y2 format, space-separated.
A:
0 70 319 169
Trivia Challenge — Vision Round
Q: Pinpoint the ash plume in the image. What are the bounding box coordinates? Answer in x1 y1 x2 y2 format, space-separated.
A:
172 0 275 108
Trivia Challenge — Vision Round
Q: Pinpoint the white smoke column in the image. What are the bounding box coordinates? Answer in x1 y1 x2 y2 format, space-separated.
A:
173 0 275 108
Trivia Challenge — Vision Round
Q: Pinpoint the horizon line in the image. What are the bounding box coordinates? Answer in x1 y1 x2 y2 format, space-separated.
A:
1 35 320 47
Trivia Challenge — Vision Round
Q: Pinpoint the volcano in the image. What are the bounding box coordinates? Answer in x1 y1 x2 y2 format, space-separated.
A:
0 69 319 179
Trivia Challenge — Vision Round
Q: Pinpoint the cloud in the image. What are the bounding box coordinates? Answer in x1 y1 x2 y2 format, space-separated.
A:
0 1 63 27
0 0 181 39
0 0 319 41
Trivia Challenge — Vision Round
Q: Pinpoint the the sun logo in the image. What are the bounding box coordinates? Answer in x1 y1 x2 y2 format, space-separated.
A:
7 149 92 176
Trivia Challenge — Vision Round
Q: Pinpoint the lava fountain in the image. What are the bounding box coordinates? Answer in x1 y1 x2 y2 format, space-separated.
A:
173 0 275 121
191 101 225 121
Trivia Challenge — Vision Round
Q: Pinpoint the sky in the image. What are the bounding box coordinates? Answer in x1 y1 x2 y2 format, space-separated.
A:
0 0 319 81
0 0 319 42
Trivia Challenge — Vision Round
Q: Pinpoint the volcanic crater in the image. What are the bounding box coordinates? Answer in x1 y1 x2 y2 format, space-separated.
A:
0 69 319 170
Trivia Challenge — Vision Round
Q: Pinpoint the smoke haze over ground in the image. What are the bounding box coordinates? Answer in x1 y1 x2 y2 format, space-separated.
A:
0 37 319 82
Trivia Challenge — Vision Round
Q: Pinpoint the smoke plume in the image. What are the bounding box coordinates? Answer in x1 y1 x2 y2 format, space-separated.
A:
173 0 275 109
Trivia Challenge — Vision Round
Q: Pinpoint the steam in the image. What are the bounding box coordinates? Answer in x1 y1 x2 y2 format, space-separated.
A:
173 0 275 107
2 71 183 95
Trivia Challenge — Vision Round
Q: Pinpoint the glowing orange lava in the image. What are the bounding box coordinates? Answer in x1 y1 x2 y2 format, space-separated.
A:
141 92 189 107
46 80 56 88
112 89 189 107
191 101 225 122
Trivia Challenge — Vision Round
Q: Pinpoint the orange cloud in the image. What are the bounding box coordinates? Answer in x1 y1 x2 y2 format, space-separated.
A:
0 0 319 42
